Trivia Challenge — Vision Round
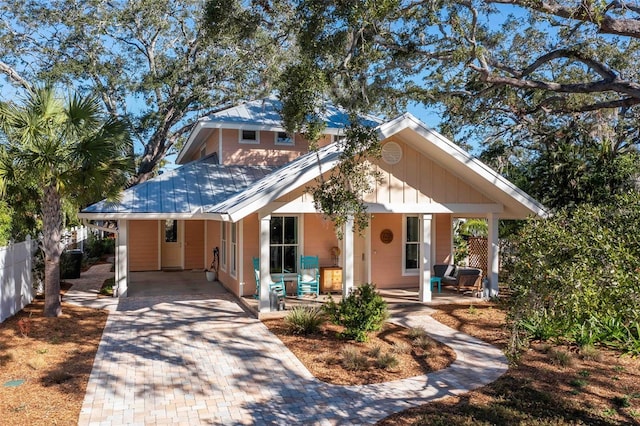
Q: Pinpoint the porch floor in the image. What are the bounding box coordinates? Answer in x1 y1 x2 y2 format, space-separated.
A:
127 270 486 318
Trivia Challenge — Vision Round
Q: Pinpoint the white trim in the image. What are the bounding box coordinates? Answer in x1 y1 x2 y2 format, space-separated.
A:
230 222 237 278
402 214 420 276
377 114 547 218
157 221 162 270
366 203 504 214
419 214 433 302
218 128 223 165
78 212 230 221
239 128 260 145
204 220 208 270
238 219 244 296
275 131 294 146
115 220 128 297
220 222 227 272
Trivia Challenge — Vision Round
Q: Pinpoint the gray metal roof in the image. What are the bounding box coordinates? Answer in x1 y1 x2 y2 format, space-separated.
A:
208 143 343 221
81 155 276 215
203 96 383 130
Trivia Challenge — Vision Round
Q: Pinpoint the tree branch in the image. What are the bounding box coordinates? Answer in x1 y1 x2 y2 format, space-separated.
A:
0 61 32 92
485 0 640 38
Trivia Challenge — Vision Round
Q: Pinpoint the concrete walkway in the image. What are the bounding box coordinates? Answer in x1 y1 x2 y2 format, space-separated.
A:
67 266 508 425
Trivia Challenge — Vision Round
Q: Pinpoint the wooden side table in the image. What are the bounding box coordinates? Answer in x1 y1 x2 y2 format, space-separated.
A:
320 267 342 293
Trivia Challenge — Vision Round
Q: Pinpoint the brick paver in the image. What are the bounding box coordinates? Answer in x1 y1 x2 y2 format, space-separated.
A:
71 269 507 425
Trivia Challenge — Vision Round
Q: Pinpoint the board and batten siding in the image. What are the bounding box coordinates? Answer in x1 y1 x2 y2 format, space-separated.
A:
366 140 494 206
129 220 160 271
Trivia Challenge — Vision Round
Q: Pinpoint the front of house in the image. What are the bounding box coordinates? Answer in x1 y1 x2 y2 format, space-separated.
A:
79 97 545 311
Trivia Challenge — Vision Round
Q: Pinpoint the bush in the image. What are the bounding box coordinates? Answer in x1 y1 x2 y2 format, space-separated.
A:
341 346 368 371
407 327 427 339
375 352 399 370
412 335 435 351
323 283 388 342
503 193 640 355
284 306 324 335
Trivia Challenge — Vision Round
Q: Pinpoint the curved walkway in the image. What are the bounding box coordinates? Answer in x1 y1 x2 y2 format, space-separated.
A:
69 272 507 425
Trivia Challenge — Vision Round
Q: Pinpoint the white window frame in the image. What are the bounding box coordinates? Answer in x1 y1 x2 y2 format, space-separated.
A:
230 222 237 278
269 215 300 276
275 131 293 146
220 222 227 271
403 215 420 276
239 129 260 144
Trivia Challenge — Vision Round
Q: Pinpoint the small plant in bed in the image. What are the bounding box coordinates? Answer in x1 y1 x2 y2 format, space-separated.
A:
284 306 325 335
323 283 388 342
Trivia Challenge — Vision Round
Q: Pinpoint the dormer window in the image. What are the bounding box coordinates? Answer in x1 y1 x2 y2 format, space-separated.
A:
240 129 259 144
276 131 293 145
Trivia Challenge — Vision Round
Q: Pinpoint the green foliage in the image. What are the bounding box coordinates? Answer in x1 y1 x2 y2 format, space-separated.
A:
407 326 427 339
340 346 368 371
0 201 13 246
99 278 115 297
375 352 399 370
283 306 325 335
87 233 115 259
323 283 388 342
504 193 640 355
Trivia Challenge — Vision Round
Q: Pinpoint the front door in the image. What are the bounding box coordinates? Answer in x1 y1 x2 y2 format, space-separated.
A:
161 219 183 269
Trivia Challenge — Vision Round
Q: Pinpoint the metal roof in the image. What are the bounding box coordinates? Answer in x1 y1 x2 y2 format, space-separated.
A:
81 155 276 216
203 95 382 130
208 143 343 222
176 96 383 163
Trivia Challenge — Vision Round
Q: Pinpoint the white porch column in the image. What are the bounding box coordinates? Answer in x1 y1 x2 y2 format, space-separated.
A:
418 214 432 303
115 219 128 297
259 214 272 312
487 213 500 297
342 216 355 298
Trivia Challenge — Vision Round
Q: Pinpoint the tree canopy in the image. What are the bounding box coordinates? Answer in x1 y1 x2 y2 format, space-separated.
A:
0 0 288 184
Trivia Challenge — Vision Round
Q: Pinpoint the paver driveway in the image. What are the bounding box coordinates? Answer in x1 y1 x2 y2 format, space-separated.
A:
77 292 507 425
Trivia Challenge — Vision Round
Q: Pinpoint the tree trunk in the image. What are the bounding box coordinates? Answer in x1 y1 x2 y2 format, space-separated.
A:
42 183 63 317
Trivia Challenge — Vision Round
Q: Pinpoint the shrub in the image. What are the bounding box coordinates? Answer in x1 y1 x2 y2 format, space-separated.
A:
367 344 382 358
503 194 640 355
341 346 368 371
547 348 572 367
578 344 601 362
323 283 388 342
412 335 435 351
390 341 411 355
407 327 427 339
375 352 399 370
284 306 324 335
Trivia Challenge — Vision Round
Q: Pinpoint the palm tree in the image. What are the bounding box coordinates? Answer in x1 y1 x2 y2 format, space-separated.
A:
0 85 133 317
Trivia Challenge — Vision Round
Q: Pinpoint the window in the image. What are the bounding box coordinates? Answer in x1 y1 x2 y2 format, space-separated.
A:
404 216 420 272
220 223 227 270
165 220 177 242
270 216 298 274
240 129 259 144
230 222 237 276
332 134 346 143
276 131 293 145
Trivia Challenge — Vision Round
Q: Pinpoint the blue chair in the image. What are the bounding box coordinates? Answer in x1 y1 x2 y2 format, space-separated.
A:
252 257 286 299
297 255 320 298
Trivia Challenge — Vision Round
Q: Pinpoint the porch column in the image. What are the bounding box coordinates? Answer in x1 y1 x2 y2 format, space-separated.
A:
418 214 432 303
115 219 128 297
487 213 500 297
342 216 354 298
258 214 272 312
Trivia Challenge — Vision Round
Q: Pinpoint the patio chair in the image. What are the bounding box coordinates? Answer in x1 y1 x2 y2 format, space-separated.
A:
252 257 286 299
297 255 320 298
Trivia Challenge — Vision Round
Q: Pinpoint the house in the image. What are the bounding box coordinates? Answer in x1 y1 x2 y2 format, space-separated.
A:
79 97 546 311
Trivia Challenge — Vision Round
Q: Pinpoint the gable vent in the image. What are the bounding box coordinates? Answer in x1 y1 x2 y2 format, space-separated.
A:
382 141 402 165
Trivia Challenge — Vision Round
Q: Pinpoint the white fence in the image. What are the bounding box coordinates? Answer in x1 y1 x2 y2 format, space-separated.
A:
0 236 36 323
0 226 90 323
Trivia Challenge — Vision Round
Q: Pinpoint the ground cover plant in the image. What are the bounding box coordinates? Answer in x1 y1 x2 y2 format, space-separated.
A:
264 309 456 385
378 304 640 425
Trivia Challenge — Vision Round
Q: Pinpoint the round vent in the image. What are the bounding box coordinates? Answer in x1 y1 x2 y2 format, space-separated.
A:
382 141 402 165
